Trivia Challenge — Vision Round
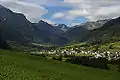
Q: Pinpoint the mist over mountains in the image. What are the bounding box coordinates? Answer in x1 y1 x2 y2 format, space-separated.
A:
0 5 120 46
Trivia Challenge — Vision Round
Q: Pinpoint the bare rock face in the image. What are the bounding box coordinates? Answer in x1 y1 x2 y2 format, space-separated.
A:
79 19 110 30
53 24 69 32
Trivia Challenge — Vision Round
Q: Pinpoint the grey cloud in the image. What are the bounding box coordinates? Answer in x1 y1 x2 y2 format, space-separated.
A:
62 0 120 21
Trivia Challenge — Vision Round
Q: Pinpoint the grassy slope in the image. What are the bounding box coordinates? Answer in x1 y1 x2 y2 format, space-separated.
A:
99 42 120 52
0 50 120 80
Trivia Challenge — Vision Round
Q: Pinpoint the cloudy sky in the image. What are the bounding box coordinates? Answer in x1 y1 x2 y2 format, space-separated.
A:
0 0 120 26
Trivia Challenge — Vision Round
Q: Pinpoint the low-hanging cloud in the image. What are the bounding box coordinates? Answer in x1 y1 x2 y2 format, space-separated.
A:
0 0 47 23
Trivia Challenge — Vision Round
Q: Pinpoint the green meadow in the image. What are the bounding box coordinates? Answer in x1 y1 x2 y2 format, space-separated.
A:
0 50 120 80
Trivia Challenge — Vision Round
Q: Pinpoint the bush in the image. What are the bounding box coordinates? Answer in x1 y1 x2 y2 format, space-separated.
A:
30 53 46 58
118 65 120 72
110 59 120 65
52 55 62 61
88 39 102 45
109 44 113 49
65 56 109 69
64 53 69 58
40 54 46 57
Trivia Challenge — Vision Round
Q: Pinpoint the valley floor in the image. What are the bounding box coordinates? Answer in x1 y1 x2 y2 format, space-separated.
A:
0 50 120 80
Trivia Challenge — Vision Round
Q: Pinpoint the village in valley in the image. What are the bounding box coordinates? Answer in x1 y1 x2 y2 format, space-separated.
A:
30 42 120 62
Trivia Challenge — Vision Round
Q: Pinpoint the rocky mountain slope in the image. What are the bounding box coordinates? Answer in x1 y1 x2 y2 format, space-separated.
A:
80 19 110 30
63 26 89 43
88 17 120 42
32 20 69 45
62 19 110 43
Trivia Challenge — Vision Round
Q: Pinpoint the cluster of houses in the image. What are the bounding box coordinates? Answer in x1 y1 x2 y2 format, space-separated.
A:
30 47 120 61
80 50 120 61
47 48 120 60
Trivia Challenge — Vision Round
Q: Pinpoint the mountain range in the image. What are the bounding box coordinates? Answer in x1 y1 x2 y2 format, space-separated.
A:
0 5 69 45
0 5 120 46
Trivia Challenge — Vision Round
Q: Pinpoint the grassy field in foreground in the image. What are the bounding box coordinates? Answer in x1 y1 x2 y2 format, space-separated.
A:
0 50 120 80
